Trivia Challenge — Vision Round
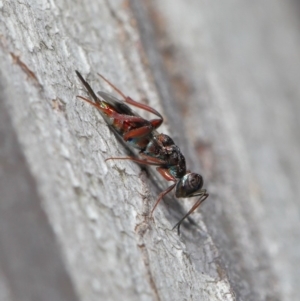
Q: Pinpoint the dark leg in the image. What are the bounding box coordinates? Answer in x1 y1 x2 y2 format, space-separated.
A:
172 192 209 235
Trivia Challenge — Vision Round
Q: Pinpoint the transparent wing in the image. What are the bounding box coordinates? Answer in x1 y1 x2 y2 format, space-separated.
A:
97 91 137 116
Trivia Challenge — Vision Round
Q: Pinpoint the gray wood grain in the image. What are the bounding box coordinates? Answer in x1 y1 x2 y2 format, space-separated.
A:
1 0 299 300
0 77 79 301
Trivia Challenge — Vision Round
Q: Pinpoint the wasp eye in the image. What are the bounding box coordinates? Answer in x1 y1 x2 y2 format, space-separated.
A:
190 177 196 186
189 174 203 190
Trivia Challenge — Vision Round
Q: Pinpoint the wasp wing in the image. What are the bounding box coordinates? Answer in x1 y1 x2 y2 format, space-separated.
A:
97 91 139 117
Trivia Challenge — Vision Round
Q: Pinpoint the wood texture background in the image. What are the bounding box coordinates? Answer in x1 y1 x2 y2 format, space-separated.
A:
1 0 300 300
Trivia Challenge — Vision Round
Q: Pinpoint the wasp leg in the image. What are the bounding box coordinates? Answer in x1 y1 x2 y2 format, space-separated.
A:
123 125 154 141
172 192 209 235
125 96 163 121
77 96 101 109
97 73 163 121
149 168 176 216
106 152 167 165
77 96 153 125
105 155 166 166
156 167 176 182
150 183 176 216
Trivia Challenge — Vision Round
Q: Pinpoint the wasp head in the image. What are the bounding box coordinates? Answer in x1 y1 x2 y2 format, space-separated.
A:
175 173 204 198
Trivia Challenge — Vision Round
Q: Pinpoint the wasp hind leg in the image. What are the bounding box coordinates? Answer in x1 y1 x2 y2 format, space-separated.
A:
97 73 163 123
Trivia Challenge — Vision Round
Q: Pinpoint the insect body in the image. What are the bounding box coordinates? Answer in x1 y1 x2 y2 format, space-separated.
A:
76 71 208 234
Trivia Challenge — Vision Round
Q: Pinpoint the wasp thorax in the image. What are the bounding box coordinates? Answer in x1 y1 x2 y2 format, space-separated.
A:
175 173 203 198
156 134 174 146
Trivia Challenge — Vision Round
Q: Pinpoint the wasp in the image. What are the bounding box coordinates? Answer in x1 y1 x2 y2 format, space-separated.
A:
75 71 208 234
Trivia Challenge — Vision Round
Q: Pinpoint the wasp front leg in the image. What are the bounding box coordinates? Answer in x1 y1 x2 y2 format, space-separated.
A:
172 191 209 235
105 155 176 214
105 153 167 166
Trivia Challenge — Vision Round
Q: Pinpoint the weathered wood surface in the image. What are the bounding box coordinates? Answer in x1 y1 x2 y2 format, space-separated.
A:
1 0 300 300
